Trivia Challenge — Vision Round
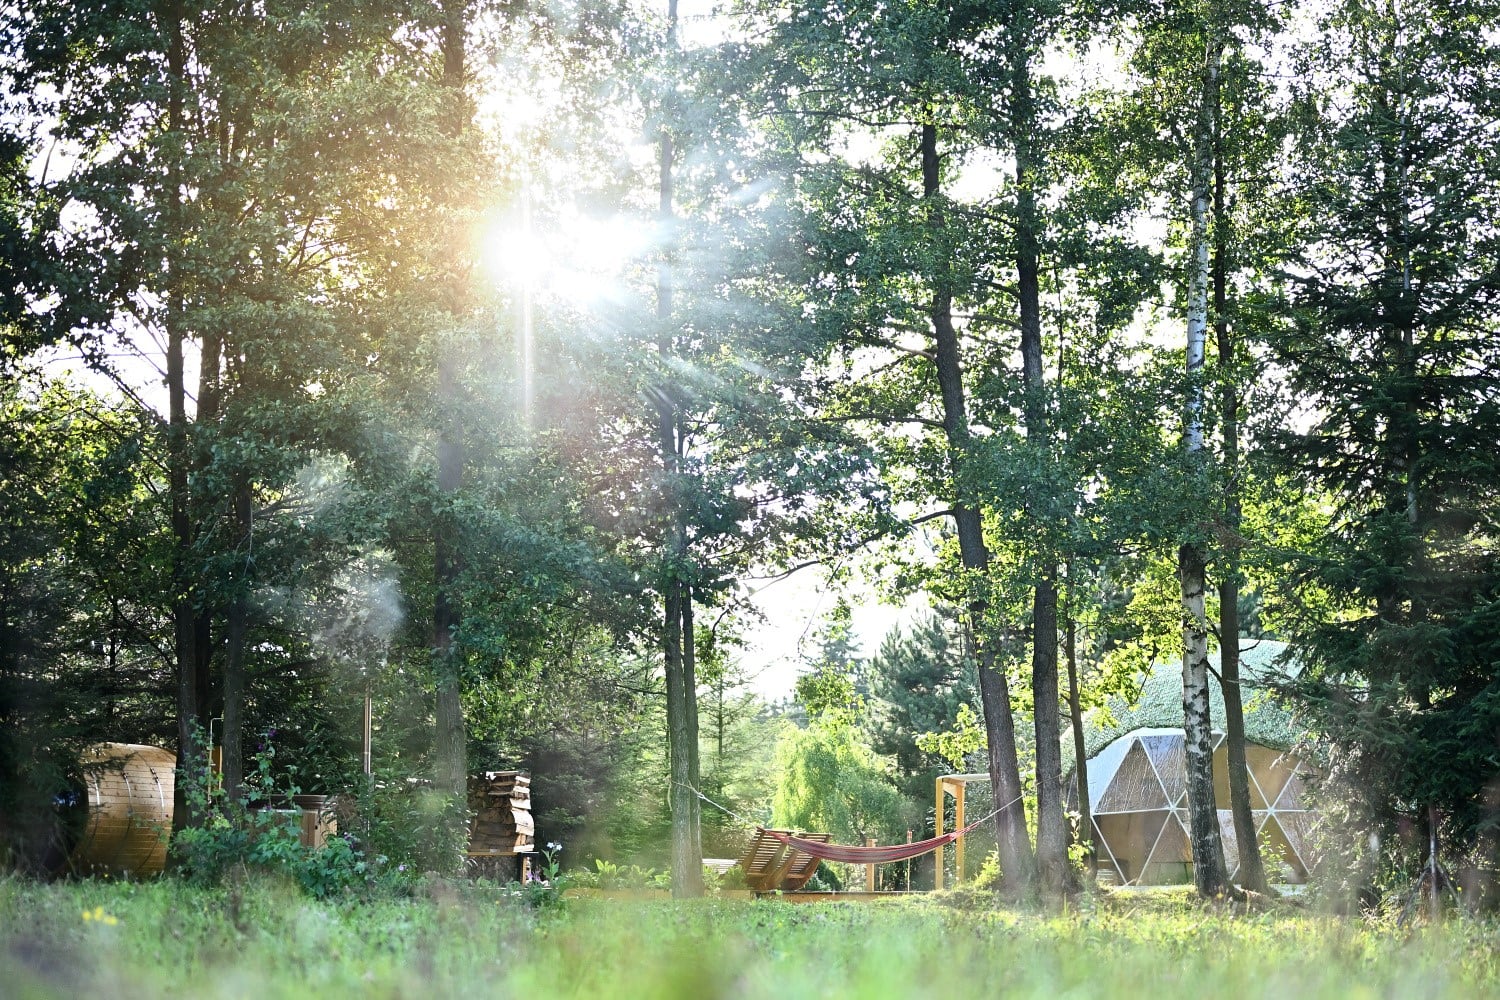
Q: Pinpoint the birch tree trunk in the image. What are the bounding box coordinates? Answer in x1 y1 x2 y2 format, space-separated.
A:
1180 26 1231 900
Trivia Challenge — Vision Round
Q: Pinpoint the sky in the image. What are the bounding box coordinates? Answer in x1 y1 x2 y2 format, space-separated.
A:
735 570 928 698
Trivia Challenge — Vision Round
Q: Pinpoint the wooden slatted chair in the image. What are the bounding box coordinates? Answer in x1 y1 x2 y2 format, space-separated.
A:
736 829 832 891
777 832 830 891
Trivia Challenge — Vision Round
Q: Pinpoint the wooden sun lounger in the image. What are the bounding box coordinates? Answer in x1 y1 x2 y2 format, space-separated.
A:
736 828 832 891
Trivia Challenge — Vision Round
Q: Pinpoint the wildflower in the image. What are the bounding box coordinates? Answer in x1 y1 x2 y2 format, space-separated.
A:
546 841 561 852
81 906 119 926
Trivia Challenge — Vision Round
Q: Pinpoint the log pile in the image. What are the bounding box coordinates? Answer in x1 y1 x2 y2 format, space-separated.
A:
467 770 534 855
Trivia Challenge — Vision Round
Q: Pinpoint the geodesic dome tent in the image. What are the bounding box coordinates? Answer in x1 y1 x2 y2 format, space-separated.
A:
1067 641 1322 886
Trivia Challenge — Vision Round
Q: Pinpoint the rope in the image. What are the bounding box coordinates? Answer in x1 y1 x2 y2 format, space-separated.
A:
674 781 761 828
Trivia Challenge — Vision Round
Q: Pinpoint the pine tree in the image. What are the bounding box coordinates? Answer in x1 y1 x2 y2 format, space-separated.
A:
866 612 979 806
1271 0 1500 880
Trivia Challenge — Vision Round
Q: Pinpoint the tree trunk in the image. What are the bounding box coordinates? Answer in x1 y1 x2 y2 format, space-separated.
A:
1065 603 1094 877
161 0 203 835
432 0 469 822
921 121 1035 897
1213 121 1267 892
671 582 702 896
1032 573 1070 897
1180 27 1231 900
658 2 703 897
1008 31 1071 900
222 475 251 804
433 355 466 803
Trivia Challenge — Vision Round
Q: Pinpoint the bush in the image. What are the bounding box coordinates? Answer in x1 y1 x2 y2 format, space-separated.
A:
169 731 416 898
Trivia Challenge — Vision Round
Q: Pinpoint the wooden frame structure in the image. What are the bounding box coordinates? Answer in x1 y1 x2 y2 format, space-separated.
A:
934 772 988 890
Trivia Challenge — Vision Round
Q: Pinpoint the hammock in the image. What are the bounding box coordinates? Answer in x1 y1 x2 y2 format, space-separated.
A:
759 815 986 865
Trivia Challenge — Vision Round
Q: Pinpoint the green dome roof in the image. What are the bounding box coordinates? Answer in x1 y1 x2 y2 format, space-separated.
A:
1066 640 1305 774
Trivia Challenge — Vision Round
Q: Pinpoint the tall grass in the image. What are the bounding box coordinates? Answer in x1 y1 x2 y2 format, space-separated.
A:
2 877 1495 999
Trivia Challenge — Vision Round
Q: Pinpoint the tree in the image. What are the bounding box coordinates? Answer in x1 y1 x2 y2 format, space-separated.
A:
866 611 979 805
652 0 705 898
1269 0 1500 892
1174 0 1236 899
773 673 913 848
729 0 1041 896
0 375 171 868
5 0 464 828
990 0 1076 899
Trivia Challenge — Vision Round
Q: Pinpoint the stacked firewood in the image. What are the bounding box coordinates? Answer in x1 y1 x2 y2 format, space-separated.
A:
467 770 534 854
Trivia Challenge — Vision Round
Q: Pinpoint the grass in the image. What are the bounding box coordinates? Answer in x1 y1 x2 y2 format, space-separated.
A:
2 877 1496 999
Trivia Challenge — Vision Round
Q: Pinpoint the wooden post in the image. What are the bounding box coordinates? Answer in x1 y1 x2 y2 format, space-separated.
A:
362 681 372 778
935 777 946 890
954 779 966 884
866 837 876 892
905 829 913 891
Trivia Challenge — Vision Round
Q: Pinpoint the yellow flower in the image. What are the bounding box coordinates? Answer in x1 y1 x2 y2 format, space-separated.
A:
82 906 119 926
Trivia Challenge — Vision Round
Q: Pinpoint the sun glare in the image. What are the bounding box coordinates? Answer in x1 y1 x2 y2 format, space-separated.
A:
478 208 652 308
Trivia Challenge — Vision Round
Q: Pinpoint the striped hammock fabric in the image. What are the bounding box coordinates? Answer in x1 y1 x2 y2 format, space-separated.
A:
759 816 986 865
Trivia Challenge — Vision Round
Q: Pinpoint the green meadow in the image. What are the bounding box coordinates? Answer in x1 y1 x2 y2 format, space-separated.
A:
3 878 1496 999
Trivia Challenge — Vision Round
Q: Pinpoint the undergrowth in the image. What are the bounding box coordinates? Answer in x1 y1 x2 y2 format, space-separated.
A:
1 876 1495 999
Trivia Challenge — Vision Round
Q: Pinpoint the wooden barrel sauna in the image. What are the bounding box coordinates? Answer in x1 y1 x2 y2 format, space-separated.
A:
70 743 175 877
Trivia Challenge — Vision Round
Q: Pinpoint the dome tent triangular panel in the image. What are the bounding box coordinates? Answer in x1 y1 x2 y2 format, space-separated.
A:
1091 824 1130 886
1096 738 1171 813
1258 814 1310 882
1140 815 1193 884
1275 768 1312 810
1093 809 1171 885
1139 733 1187 805
1278 810 1321 871
1246 744 1298 805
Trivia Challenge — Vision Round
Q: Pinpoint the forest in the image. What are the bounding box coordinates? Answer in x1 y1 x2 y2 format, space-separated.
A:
2 0 1499 967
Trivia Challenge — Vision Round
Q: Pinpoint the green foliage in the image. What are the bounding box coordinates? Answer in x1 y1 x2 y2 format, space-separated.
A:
0 376 168 871
866 611 979 802
169 731 416 898
793 667 860 723
1064 641 1304 773
345 775 469 878
566 859 669 890
916 704 988 772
